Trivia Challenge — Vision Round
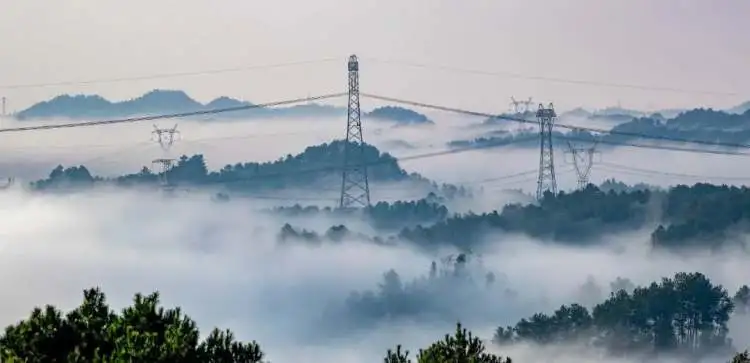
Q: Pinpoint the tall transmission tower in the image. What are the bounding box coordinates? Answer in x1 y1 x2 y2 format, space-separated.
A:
566 139 600 190
339 54 371 209
151 124 180 188
1 97 6 117
535 103 558 200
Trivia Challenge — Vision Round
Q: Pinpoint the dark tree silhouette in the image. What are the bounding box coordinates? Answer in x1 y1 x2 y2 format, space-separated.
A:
492 272 735 359
390 323 512 363
0 288 265 362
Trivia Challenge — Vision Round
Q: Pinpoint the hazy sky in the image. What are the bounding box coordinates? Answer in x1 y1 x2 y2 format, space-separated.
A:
1 0 748 113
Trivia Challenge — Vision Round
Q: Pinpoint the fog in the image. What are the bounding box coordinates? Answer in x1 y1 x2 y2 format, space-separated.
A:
1 187 749 362
0 113 749 362
3 110 749 196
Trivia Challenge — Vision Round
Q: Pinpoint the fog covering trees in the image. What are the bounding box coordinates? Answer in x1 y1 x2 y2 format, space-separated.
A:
27 137 750 252
31 141 424 192
1 285 746 362
276 182 750 253
7 123 750 362
494 272 739 359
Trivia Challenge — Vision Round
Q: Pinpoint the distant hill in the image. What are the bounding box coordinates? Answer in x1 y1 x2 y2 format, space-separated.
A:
482 107 643 127
728 101 750 115
16 90 435 123
594 106 645 118
559 107 591 119
561 106 684 123
482 111 535 126
15 89 347 120
31 140 445 195
365 106 434 125
450 107 750 150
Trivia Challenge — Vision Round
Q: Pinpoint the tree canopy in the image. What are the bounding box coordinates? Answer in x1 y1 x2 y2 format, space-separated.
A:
1 286 747 362
496 272 737 357
0 288 264 362
32 141 418 193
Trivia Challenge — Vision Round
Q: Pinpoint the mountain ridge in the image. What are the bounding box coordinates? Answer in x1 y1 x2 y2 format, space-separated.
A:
16 89 434 125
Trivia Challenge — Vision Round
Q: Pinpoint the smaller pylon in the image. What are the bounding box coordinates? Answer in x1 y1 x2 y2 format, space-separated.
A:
151 158 175 188
565 138 601 190
152 124 180 150
150 124 180 189
509 97 534 114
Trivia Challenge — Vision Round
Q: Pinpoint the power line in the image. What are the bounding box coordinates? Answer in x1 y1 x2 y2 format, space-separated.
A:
199 135 561 188
0 93 347 133
599 162 750 181
457 169 540 185
362 57 740 97
0 58 339 90
360 93 750 152
557 135 749 157
0 128 333 154
162 167 574 203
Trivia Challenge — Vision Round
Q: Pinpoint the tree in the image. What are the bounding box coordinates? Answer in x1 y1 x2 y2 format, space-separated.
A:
412 323 511 363
385 345 412 363
495 272 735 358
732 351 750 363
734 285 750 315
0 288 265 363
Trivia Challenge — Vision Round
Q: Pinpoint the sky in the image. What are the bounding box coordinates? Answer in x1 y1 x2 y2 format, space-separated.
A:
0 0 749 113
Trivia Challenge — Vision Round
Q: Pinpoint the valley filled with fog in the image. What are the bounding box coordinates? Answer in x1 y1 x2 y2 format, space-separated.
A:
1 106 750 362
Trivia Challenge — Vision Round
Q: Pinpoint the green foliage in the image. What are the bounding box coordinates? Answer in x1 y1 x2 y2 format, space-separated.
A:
598 178 656 194
277 182 750 252
652 184 750 249
414 323 511 363
33 141 412 192
399 185 651 251
273 197 451 233
31 165 101 190
384 345 412 363
393 183 750 251
735 285 750 315
493 272 735 358
732 351 750 363
0 288 265 363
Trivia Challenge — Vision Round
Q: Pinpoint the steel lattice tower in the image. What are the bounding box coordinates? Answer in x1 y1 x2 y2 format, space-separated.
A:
151 124 180 188
536 103 558 200
339 55 371 208
566 139 600 190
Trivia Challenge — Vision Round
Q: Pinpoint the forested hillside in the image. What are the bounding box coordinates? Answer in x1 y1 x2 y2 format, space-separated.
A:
31 141 440 193
450 108 750 150
279 184 750 252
